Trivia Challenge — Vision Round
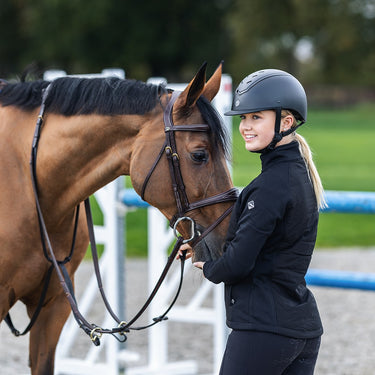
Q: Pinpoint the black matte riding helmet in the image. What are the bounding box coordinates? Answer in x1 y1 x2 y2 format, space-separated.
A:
225 69 307 150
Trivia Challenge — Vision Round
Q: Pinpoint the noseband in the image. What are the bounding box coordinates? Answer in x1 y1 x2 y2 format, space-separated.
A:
141 91 238 246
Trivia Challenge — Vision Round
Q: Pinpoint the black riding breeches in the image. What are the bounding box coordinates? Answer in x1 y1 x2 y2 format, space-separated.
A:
219 330 321 375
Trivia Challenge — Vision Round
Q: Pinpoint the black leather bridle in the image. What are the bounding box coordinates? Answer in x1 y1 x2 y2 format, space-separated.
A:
141 90 238 246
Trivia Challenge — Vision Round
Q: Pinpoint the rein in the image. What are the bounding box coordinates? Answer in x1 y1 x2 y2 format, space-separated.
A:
5 85 238 346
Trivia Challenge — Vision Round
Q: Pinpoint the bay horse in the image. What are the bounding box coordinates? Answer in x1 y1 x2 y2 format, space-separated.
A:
0 63 236 374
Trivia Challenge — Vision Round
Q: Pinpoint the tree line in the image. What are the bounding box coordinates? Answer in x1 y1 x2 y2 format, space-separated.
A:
1 0 375 87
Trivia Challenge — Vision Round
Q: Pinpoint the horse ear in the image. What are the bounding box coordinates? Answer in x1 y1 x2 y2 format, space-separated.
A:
201 61 223 102
176 62 207 109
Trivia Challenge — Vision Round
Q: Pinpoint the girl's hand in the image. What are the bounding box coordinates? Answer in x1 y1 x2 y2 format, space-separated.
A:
176 244 205 272
193 261 205 270
176 243 193 260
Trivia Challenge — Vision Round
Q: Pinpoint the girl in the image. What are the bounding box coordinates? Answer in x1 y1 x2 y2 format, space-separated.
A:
180 69 325 374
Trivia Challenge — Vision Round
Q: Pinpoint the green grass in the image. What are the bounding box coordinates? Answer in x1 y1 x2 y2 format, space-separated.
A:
316 213 374 247
92 104 375 256
300 105 375 191
303 105 375 248
125 208 149 257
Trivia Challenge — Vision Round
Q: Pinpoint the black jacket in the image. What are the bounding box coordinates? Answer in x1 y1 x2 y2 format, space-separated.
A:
203 141 323 339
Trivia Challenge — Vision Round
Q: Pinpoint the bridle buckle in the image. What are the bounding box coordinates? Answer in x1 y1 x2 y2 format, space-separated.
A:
173 216 196 244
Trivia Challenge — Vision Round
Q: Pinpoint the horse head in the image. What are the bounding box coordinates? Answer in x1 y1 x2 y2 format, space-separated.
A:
130 63 236 262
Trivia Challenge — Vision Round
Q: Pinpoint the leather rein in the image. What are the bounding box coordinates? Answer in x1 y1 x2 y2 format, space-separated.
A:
5 86 238 346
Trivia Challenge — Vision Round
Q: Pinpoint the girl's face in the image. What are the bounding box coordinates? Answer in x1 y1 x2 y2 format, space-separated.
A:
238 110 276 152
239 110 295 152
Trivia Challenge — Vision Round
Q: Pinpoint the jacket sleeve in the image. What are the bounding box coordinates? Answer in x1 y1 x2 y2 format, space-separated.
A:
203 180 287 285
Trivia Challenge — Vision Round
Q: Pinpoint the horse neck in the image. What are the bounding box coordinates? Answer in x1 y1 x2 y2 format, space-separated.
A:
36 113 144 224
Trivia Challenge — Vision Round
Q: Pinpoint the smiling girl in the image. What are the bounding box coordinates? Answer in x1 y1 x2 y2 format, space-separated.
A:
180 69 326 374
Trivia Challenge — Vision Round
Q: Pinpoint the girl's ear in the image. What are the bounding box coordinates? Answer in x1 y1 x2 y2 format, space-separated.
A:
281 114 295 131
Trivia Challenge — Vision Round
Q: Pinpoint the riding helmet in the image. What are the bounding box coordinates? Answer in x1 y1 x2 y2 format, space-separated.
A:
225 69 307 121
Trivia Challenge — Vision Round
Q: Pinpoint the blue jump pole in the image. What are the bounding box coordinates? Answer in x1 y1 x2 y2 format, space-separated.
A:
119 188 150 208
322 190 375 214
306 269 375 291
119 189 375 213
119 188 375 291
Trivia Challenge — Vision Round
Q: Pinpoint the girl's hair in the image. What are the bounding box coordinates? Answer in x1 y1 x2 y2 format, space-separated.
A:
282 110 327 210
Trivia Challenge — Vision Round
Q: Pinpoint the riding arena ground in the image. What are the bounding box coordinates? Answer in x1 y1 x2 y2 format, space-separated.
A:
1 247 375 375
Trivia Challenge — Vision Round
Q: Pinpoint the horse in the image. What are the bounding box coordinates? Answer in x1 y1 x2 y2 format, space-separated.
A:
0 63 236 375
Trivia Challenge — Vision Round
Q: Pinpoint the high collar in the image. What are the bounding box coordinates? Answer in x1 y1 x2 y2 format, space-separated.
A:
260 141 301 171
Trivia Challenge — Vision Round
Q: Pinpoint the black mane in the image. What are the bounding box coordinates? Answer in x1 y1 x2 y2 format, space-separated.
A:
0 77 230 158
0 77 163 116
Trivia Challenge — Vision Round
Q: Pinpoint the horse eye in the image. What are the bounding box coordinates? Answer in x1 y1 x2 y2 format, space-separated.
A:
191 150 208 164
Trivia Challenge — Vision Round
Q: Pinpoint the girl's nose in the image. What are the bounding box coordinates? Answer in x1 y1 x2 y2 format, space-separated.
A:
240 120 251 131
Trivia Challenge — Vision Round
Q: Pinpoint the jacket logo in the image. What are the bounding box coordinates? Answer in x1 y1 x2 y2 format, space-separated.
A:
247 200 255 210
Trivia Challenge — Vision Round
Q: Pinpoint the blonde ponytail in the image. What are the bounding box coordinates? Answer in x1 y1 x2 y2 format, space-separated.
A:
281 110 327 210
295 133 327 210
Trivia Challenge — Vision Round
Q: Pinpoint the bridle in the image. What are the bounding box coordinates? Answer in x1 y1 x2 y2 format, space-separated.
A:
4 85 238 346
141 90 238 246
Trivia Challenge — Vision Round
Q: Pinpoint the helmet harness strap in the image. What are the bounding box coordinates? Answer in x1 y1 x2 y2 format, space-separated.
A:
266 107 283 151
264 107 305 152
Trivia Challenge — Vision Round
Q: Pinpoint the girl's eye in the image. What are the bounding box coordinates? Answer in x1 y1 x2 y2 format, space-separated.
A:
240 114 260 120
191 150 208 164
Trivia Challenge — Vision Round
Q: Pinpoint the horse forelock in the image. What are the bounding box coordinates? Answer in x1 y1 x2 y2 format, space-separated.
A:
196 96 231 161
0 77 165 116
